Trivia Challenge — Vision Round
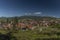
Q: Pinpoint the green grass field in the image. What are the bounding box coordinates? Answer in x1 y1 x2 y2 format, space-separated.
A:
0 26 60 40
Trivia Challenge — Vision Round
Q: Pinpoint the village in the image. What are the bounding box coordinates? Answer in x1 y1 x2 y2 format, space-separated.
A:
0 16 60 31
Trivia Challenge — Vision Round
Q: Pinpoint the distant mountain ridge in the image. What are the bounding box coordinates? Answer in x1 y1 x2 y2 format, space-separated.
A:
0 15 59 21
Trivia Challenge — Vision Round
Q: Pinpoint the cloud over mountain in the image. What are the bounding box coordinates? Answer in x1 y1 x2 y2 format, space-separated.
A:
25 12 42 16
34 12 42 15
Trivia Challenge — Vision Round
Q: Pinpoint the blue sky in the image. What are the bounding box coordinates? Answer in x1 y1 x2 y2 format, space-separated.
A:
0 0 60 17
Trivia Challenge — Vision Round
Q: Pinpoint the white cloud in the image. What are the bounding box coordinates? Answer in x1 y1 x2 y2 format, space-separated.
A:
25 12 42 15
34 12 42 15
25 13 31 15
25 13 28 15
53 16 56 17
28 13 31 15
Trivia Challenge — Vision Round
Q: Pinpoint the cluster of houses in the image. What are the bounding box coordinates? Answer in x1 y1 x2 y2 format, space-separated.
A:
0 18 60 30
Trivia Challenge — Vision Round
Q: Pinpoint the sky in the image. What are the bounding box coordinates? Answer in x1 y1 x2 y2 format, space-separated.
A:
0 0 60 17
